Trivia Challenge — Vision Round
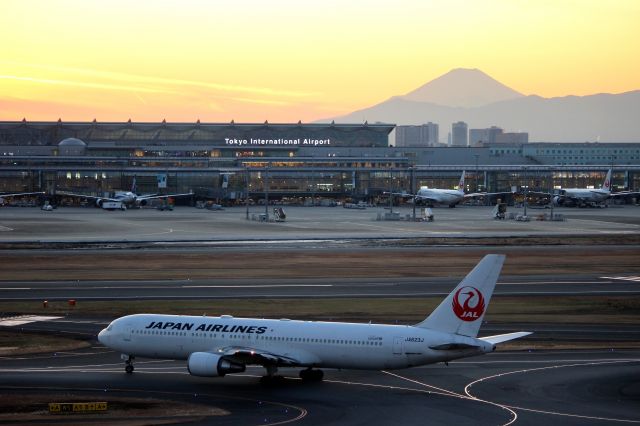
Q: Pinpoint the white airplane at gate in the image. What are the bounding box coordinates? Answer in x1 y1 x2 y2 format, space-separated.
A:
57 189 192 210
552 168 640 207
98 254 531 382
413 170 469 207
401 171 511 208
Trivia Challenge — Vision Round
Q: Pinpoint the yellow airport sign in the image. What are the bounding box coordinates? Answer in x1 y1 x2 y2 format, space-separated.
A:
48 402 108 414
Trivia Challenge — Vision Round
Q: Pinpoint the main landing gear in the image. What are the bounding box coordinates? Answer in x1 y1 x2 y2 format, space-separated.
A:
260 365 285 385
299 368 324 382
259 366 324 384
122 354 135 374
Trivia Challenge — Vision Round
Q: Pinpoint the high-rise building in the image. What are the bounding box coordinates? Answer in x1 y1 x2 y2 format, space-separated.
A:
470 126 528 145
469 126 503 145
495 132 529 144
395 122 439 147
451 121 468 146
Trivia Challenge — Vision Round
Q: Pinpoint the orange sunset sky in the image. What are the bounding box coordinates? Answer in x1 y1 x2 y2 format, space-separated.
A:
1 0 639 123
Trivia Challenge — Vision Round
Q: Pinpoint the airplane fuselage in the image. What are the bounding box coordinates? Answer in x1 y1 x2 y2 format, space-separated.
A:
559 188 609 202
416 188 465 206
99 313 493 370
112 191 138 205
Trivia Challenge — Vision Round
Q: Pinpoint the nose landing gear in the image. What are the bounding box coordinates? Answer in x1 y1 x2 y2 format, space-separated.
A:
122 354 135 374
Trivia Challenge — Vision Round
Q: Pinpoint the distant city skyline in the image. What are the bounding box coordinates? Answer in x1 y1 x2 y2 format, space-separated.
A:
1 0 638 123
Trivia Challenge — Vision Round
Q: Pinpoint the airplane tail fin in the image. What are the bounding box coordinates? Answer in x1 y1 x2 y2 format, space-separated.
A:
415 254 505 337
601 169 612 193
458 171 466 191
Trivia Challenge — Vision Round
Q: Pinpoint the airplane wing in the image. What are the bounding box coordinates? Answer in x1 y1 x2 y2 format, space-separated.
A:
463 190 514 199
56 191 120 202
609 191 640 198
0 191 45 197
215 346 304 366
415 195 440 204
383 191 414 199
136 192 193 201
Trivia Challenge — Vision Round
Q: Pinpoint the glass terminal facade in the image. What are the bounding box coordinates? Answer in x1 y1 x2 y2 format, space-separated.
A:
1 121 639 204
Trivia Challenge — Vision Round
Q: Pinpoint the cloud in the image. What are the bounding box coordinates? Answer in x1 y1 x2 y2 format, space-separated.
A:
0 75 176 94
1 61 319 99
229 97 291 106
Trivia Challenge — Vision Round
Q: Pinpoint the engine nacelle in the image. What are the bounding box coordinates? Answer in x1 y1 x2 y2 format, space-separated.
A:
187 352 246 377
552 196 563 206
96 199 103 207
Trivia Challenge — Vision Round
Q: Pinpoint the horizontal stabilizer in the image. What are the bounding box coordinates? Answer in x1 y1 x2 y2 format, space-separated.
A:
479 331 532 345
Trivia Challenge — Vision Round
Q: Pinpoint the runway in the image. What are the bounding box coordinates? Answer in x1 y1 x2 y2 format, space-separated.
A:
2 273 640 301
1 344 638 425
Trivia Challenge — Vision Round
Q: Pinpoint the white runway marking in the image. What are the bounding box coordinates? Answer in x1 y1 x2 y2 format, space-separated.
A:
0 225 13 231
183 284 333 288
601 276 640 282
0 315 62 326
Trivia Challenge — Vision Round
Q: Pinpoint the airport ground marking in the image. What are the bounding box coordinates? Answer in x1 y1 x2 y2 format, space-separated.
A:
465 359 640 424
382 370 519 426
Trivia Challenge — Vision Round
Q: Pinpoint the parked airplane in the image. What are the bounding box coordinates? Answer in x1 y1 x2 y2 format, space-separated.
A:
397 171 509 208
552 169 639 207
57 189 192 210
98 255 531 382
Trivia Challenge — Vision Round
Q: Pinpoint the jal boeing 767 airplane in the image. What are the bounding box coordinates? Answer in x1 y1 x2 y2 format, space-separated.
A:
98 254 531 382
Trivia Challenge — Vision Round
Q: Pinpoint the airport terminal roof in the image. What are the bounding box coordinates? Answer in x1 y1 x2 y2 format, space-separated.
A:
0 120 395 146
58 137 86 146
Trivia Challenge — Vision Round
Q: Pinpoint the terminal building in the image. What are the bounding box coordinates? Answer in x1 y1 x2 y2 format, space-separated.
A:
1 120 639 205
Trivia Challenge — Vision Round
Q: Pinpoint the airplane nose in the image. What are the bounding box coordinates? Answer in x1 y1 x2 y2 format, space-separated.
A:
98 329 108 345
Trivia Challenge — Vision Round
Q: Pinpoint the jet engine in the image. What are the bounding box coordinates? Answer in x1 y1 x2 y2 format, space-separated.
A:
552 196 563 206
187 352 246 377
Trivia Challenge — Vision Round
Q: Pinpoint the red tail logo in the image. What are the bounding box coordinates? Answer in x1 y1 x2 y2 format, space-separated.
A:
452 286 485 321
604 179 610 190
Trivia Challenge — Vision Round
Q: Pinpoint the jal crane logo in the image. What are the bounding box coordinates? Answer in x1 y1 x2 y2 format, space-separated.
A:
603 179 610 190
452 286 485 321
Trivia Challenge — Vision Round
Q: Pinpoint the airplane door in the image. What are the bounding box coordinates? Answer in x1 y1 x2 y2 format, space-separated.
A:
393 337 403 355
123 323 133 342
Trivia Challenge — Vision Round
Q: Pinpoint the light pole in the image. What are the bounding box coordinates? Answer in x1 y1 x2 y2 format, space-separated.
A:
523 166 528 217
245 166 250 220
474 154 479 193
411 166 416 221
264 165 269 221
